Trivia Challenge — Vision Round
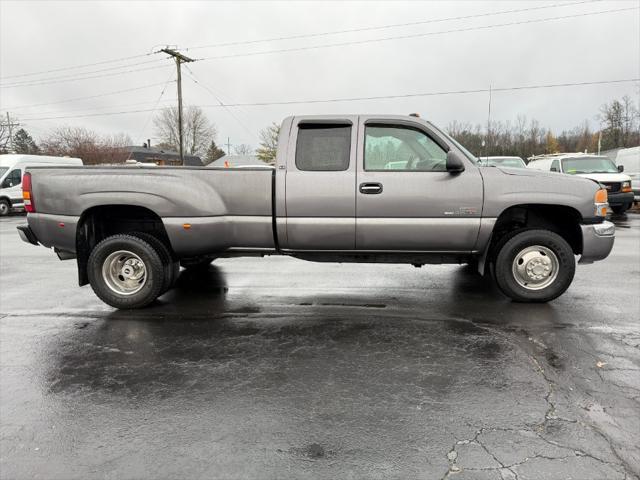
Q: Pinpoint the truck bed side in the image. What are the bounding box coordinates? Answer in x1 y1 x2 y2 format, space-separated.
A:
26 166 276 256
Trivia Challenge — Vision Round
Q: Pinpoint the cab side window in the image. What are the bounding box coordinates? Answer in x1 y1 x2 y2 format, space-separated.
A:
295 124 351 171
364 125 447 171
550 159 560 172
1 169 22 188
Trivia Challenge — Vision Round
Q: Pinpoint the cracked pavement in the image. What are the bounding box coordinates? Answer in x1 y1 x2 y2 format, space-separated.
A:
1 214 639 479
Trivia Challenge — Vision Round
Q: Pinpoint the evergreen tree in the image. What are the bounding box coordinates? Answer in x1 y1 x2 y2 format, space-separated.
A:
13 128 40 154
205 140 226 164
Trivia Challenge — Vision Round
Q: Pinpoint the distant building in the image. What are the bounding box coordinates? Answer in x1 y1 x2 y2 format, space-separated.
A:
208 154 266 168
123 143 203 166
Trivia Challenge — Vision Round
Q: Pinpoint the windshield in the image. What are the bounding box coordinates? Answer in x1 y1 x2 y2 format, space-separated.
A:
561 157 618 174
486 157 526 168
0 167 8 178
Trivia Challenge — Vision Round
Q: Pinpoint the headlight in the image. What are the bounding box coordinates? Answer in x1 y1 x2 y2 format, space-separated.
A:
621 181 632 192
594 188 608 217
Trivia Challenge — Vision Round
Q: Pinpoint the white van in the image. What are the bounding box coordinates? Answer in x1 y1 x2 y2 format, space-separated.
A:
610 146 640 203
527 153 634 214
0 154 83 216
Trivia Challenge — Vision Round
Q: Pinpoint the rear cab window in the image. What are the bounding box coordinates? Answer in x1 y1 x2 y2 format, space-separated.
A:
295 124 352 171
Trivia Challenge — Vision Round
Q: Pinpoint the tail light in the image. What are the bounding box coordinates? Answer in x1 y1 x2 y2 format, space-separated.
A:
22 172 35 213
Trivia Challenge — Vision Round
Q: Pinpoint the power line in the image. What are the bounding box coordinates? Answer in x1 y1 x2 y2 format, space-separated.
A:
199 6 638 62
18 78 639 121
199 78 640 107
184 66 257 139
17 98 175 118
0 0 597 83
3 81 176 110
0 58 167 88
128 73 176 157
0 52 156 81
185 0 600 51
0 64 172 89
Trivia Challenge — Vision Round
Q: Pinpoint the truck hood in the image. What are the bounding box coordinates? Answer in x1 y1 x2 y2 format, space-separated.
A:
495 166 595 184
574 172 631 182
480 166 600 220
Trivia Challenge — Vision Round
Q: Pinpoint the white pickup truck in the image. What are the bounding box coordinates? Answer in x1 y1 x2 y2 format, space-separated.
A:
18 115 615 309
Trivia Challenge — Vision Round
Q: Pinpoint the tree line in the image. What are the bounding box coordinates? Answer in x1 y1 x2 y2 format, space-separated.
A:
448 96 639 159
1 96 637 164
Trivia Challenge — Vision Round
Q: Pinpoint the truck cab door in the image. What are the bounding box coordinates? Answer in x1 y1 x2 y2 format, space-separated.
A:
355 117 483 252
282 117 358 250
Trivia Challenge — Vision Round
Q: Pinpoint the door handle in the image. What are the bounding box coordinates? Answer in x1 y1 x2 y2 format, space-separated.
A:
359 182 383 194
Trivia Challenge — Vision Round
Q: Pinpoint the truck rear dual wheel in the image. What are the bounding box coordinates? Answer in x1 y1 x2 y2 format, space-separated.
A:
87 234 166 309
130 232 179 293
493 229 575 303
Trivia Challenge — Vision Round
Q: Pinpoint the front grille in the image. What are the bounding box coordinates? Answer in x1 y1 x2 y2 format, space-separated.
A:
603 182 621 193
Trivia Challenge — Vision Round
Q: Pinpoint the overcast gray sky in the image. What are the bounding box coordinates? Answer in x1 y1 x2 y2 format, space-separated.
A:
1 0 638 151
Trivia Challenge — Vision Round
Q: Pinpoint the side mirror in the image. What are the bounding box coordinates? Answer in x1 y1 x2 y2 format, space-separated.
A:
550 167 558 172
617 165 624 173
446 150 466 174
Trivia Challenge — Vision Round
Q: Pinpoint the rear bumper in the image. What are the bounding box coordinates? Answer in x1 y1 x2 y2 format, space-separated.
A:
608 191 634 206
579 221 615 264
17 224 39 245
21 213 79 253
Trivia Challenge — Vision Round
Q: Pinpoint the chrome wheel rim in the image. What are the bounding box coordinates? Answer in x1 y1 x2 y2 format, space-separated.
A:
512 245 559 291
0 203 8 215
102 250 147 295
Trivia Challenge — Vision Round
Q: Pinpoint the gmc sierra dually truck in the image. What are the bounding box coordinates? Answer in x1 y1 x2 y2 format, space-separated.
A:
17 115 615 309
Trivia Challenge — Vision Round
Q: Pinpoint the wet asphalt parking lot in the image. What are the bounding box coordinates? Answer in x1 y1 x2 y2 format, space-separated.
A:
0 214 639 480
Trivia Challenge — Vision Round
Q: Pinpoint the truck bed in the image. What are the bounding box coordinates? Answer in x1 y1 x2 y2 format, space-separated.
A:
26 165 277 255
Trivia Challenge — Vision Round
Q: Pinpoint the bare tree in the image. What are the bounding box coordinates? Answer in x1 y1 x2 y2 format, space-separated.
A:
256 122 280 164
234 144 253 155
40 126 131 164
153 106 216 157
599 95 640 149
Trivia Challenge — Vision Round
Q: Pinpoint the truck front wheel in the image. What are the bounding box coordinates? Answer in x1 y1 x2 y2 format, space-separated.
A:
493 229 575 303
87 234 165 309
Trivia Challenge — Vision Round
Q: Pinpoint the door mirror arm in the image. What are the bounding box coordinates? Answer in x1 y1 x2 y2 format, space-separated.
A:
446 150 466 174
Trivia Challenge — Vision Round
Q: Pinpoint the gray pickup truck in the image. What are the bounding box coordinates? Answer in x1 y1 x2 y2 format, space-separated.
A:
17 114 615 309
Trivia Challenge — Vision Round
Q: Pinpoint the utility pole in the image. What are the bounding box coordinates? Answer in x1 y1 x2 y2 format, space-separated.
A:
2 112 20 153
160 48 194 165
226 137 232 155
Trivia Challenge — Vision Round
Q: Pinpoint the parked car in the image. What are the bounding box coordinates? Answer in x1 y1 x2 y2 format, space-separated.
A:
0 155 83 216
527 153 634 214
17 115 614 309
480 156 527 168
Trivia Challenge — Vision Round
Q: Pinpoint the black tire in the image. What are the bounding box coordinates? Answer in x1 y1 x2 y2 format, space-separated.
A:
130 232 179 293
0 199 10 217
611 204 629 214
493 229 575 303
87 234 165 309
